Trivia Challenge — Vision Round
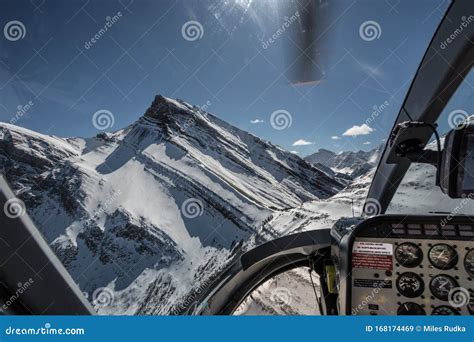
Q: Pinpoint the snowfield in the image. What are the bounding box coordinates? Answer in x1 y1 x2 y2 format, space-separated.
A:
0 95 342 315
2 95 470 315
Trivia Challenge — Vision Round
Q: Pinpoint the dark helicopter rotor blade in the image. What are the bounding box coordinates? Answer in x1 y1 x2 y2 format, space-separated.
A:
286 0 332 85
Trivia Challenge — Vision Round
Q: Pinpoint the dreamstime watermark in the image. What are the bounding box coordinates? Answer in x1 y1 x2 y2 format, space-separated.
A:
0 278 34 312
448 109 471 130
4 20 26 41
91 287 115 308
3 197 26 219
181 21 204 41
182 101 211 131
199 100 211 112
270 109 292 130
5 323 85 336
262 11 300 49
448 287 470 308
363 198 382 217
359 20 382 41
92 109 115 131
84 189 122 225
181 198 204 219
270 287 292 306
10 100 34 125
84 12 123 50
170 277 213 314
440 15 474 50
352 278 390 315
440 193 474 227
365 100 389 126
181 117 196 131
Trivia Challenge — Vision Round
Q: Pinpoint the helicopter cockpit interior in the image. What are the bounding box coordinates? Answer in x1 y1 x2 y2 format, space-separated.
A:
185 0 474 316
0 0 473 317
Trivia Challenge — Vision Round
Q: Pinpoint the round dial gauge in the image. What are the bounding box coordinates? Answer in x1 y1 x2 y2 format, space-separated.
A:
397 302 426 315
395 243 423 268
431 305 460 315
428 244 458 270
429 274 459 301
464 249 474 277
396 272 424 298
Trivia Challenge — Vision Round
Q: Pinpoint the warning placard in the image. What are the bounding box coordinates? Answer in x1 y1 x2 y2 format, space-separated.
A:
353 279 392 289
352 254 393 270
352 241 393 255
352 241 393 270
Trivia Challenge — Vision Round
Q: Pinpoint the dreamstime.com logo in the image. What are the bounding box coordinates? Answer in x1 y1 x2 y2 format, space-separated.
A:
84 12 123 50
270 109 292 130
363 198 381 217
440 15 474 50
448 109 471 130
3 20 26 41
91 287 115 308
4 323 85 336
365 101 389 126
448 287 470 308
440 193 474 227
10 100 34 125
270 287 292 307
352 278 390 315
181 21 204 41
181 198 204 219
84 190 122 225
3 197 26 219
359 20 382 41
262 11 300 49
92 109 115 130
0 278 34 312
170 276 214 314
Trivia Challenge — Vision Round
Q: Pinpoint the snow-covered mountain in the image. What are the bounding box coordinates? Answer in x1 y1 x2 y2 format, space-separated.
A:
305 146 381 179
0 95 343 315
237 139 474 315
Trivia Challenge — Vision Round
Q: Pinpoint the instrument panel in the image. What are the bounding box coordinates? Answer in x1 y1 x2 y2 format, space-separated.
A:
334 217 474 315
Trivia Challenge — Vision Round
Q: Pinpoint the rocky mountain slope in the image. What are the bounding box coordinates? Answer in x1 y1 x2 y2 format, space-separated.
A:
0 95 343 314
305 146 382 179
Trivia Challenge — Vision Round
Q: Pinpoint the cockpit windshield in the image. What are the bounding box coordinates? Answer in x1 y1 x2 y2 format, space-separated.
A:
0 0 459 316
388 68 474 215
1 0 448 154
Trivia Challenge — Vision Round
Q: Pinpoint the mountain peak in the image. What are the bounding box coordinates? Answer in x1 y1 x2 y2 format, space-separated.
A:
144 95 191 120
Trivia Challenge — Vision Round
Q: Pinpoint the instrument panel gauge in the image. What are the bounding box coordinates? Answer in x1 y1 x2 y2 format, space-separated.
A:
431 305 460 315
429 274 458 301
464 249 474 277
396 272 424 298
428 244 458 270
397 302 426 315
395 243 423 268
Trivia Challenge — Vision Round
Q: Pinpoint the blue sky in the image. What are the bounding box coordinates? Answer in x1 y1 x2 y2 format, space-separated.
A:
0 0 451 155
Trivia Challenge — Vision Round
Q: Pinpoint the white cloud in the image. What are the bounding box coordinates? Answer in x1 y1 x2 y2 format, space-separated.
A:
331 136 341 140
363 141 371 145
250 119 264 124
292 139 314 146
290 150 299 154
343 124 374 137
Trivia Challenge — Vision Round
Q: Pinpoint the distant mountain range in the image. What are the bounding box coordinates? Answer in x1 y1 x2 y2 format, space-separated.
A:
305 145 382 179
